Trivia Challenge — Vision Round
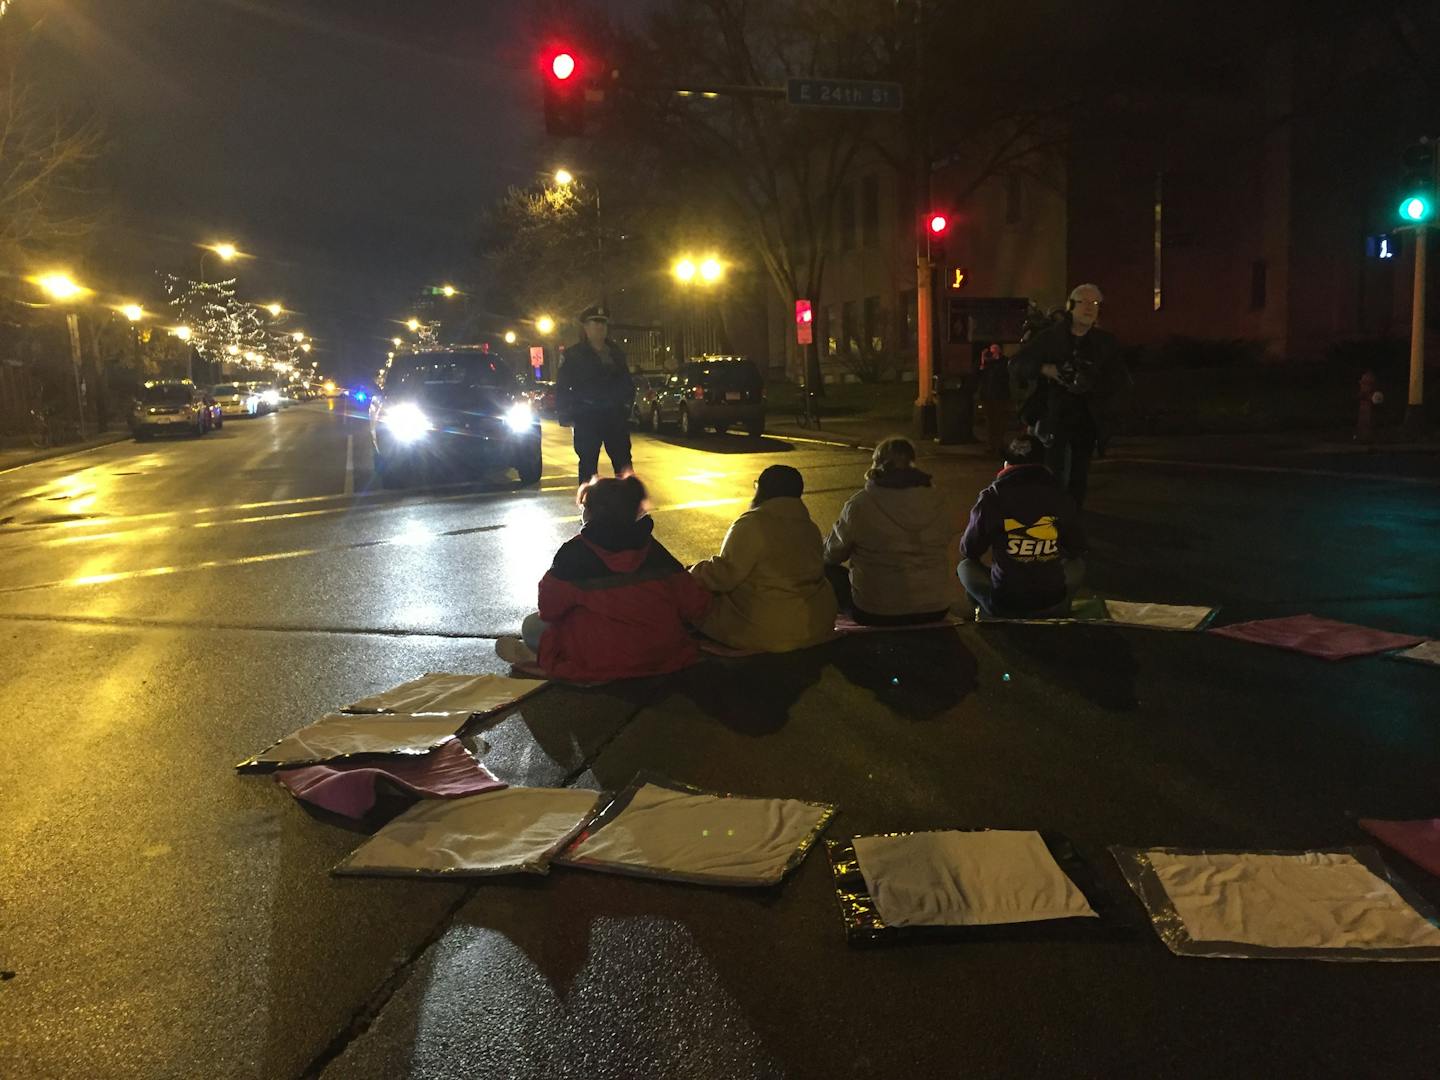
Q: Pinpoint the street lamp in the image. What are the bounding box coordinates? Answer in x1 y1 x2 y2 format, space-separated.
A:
406 317 421 332
391 337 402 348
32 274 91 435
265 302 283 317
121 304 145 323
504 330 517 345
554 168 574 186
172 325 192 341
200 241 240 282
300 342 312 353
441 284 457 298
672 258 697 283
291 331 305 343
535 315 555 336
699 256 724 283
35 273 87 301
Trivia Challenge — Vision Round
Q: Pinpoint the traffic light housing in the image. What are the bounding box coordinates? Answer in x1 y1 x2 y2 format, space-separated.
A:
1398 138 1436 224
925 211 950 263
543 48 585 136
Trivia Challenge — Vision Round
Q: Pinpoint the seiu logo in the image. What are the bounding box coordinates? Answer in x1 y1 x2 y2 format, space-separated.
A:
1003 516 1059 560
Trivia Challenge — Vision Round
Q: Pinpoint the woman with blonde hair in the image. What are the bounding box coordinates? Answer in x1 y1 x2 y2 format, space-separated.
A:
823 435 957 625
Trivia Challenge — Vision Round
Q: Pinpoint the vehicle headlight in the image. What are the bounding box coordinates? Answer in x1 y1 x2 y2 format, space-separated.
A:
504 401 534 432
262 389 280 405
384 401 432 442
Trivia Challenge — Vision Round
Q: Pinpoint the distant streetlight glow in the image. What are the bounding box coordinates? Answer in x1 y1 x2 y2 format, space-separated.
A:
672 258 697 283
406 317 420 332
291 331 305 342
227 344 241 355
173 326 192 341
391 337 402 348
699 256 724 283
244 351 259 362
554 168 574 186
441 284 457 298
504 330 517 345
536 315 555 335
266 302 283 317
35 273 85 301
300 342 312 353
211 242 238 261
121 304 145 322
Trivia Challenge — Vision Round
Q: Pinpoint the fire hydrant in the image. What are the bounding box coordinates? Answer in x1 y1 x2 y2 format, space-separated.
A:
1356 371 1384 444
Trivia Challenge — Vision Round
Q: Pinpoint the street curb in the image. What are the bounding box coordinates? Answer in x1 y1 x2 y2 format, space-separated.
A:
0 431 130 475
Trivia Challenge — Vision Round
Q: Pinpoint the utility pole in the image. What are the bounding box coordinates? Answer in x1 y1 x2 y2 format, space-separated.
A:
1406 224 1426 435
911 0 936 437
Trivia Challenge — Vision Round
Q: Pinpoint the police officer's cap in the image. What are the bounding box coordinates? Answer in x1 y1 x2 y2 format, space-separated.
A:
578 302 610 324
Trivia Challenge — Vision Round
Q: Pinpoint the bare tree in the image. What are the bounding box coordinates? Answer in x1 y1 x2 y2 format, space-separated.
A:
0 70 104 284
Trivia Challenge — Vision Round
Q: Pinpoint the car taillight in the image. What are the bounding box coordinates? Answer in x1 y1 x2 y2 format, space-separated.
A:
692 386 704 400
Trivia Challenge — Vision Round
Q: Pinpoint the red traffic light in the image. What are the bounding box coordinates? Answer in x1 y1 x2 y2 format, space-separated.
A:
927 213 949 236
551 52 577 80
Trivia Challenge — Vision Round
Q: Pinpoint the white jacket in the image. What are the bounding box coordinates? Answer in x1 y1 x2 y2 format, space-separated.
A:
824 474 959 616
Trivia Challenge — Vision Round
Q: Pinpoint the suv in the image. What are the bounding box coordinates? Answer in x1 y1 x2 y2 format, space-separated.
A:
648 356 765 437
370 346 542 487
131 380 210 440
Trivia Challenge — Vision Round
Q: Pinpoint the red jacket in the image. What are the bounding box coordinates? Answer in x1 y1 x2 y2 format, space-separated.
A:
537 517 712 682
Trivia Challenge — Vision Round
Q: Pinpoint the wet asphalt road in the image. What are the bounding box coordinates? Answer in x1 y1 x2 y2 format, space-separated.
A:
1 401 1438 1079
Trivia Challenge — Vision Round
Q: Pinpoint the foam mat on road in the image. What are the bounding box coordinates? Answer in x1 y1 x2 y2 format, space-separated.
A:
1391 640 1440 667
826 830 1121 946
275 740 506 820
974 596 1217 630
343 672 549 714
334 786 603 878
556 776 835 887
1358 819 1440 879
1112 846 1440 960
236 711 472 769
1208 614 1425 661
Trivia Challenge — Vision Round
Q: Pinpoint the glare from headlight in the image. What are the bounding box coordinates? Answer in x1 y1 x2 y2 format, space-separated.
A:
262 389 280 405
504 401 534 432
385 401 432 443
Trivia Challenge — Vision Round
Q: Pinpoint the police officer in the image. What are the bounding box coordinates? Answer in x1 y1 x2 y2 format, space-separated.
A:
556 303 635 487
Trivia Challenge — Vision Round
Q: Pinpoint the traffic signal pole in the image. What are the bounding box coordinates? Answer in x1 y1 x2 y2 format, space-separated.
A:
1406 224 1426 435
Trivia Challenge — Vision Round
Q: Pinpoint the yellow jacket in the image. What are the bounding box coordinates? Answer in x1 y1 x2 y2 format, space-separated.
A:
690 497 838 652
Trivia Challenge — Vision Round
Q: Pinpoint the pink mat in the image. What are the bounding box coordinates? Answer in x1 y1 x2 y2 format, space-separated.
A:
276 740 505 819
1358 818 1440 879
1208 614 1425 661
698 639 764 658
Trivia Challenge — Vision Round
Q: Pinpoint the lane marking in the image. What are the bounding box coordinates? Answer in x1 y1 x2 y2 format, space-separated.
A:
343 434 355 497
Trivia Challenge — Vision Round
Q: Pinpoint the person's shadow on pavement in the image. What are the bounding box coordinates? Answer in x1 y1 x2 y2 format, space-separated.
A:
676 646 831 736
990 624 1140 711
829 630 978 721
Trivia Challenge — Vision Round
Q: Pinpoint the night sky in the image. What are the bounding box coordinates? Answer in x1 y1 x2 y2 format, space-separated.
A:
22 0 581 377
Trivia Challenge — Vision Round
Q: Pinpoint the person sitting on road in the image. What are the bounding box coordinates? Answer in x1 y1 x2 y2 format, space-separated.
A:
496 475 711 681
823 436 957 626
957 436 1087 618
690 464 838 652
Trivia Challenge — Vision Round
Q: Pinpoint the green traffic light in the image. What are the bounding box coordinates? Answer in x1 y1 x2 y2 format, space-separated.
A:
1399 195 1433 222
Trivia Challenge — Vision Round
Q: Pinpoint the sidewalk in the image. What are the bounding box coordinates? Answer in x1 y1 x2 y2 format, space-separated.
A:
766 412 1440 476
0 425 131 475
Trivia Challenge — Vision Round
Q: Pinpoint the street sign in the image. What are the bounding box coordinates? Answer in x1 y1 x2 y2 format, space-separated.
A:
529 346 544 368
786 77 903 112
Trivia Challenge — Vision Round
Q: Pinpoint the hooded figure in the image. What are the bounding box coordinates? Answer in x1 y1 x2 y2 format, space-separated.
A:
824 436 957 623
690 464 838 652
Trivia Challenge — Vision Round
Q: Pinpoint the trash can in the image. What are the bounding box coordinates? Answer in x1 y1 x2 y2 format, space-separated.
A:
933 374 978 445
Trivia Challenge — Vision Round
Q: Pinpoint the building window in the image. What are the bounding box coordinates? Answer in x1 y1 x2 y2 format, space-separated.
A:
1152 171 1164 312
1250 260 1267 310
1004 172 1022 225
861 174 880 247
842 299 858 355
863 295 883 354
838 183 856 252
825 305 840 357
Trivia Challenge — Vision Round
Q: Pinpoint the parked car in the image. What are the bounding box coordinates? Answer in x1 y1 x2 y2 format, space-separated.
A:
370 346 542 487
210 383 260 418
249 382 281 414
629 373 668 427
131 380 210 440
648 356 765 437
